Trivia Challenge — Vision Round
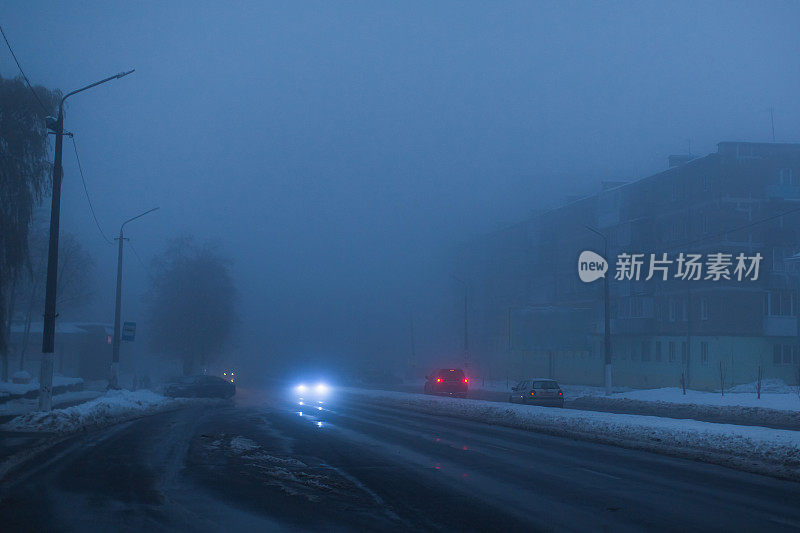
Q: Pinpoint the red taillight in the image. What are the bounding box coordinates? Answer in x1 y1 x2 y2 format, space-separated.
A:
436 378 443 383
530 391 535 396
463 378 468 384
558 391 563 396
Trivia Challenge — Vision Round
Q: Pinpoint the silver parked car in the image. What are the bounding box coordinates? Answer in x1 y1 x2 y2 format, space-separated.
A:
509 378 564 407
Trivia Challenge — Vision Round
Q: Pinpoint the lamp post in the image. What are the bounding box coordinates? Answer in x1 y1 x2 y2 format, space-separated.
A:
39 69 134 411
109 207 159 389
450 274 469 368
586 225 612 396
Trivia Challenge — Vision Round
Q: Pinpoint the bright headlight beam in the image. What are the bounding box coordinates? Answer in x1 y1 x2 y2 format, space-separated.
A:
296 384 307 393
315 383 328 394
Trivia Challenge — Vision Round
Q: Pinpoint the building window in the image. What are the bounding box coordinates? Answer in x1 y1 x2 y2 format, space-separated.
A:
669 299 676 322
700 341 709 364
641 341 651 362
681 341 688 364
681 299 688 321
700 297 709 321
701 214 709 234
772 248 789 273
772 344 800 365
655 341 662 362
702 175 711 192
631 297 643 318
778 168 798 186
765 290 795 316
668 341 676 363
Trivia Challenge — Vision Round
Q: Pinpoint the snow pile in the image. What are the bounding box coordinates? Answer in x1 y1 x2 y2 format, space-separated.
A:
728 379 797 395
0 376 83 399
1 389 201 433
0 390 102 419
612 385 800 412
346 388 800 480
229 435 260 454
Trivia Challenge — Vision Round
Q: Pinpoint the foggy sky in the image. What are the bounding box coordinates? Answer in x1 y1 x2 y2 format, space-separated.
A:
3 1 800 375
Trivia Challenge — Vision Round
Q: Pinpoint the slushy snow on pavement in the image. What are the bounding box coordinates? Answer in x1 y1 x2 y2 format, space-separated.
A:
1 389 213 433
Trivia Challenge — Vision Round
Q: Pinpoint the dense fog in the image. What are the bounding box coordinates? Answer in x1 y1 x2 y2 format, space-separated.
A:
4 1 800 381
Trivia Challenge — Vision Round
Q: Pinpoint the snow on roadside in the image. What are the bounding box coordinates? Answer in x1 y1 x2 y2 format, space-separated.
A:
0 390 103 418
613 383 800 412
346 388 800 480
465 378 800 411
1 389 216 433
0 376 83 398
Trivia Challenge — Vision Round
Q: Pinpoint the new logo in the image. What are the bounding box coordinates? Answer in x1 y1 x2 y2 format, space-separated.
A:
578 250 608 282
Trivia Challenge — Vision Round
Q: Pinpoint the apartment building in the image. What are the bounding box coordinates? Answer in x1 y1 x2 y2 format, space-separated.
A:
460 142 800 390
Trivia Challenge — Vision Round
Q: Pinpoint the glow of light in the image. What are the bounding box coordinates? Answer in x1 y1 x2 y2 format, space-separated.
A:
315 383 328 394
298 401 304 405
316 421 324 428
317 406 322 411
296 384 307 393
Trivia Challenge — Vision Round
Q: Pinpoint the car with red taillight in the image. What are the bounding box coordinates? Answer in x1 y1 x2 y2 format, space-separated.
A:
508 378 564 407
424 368 469 397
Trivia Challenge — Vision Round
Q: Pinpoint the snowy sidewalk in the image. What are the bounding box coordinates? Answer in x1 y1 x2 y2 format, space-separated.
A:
0 390 103 425
0 376 84 403
397 379 800 430
345 388 800 480
0 389 223 434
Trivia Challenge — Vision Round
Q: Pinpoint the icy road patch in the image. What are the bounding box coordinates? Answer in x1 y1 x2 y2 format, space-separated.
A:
345 388 800 480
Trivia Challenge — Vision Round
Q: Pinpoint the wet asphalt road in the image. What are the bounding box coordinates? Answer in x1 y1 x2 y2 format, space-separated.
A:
1 387 799 532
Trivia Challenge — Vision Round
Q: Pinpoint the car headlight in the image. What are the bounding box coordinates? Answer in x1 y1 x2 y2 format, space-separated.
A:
296 384 307 394
315 383 328 394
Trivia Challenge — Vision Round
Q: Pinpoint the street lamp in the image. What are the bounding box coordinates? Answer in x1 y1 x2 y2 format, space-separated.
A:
586 225 612 396
450 274 469 368
109 207 159 389
39 69 135 411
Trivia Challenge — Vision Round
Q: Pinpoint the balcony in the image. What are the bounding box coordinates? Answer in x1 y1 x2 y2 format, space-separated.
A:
767 184 800 200
763 316 797 337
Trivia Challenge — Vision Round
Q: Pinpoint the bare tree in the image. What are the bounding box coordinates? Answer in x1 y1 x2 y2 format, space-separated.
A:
146 237 237 376
0 75 60 381
756 365 762 400
14 217 94 370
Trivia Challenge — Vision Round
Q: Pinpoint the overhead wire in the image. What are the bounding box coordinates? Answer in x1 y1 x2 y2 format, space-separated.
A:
71 135 114 245
0 22 48 114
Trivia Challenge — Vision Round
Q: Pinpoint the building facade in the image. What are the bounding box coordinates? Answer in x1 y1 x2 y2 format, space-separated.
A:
460 142 800 390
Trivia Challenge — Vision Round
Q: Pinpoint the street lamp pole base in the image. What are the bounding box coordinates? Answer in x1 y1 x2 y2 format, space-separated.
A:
109 362 120 390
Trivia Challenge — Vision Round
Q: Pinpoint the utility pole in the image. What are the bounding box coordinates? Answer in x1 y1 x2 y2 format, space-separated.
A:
451 275 468 368
770 107 776 142
109 207 158 389
39 69 134 411
409 312 417 378
586 226 612 396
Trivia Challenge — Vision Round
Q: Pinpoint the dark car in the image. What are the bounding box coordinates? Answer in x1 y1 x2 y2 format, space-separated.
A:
424 368 469 397
508 378 564 407
164 375 236 398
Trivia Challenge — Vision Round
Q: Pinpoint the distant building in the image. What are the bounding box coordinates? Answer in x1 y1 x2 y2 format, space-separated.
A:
458 142 800 390
8 322 113 381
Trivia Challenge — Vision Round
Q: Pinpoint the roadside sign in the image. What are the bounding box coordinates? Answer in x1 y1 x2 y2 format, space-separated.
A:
122 321 136 342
